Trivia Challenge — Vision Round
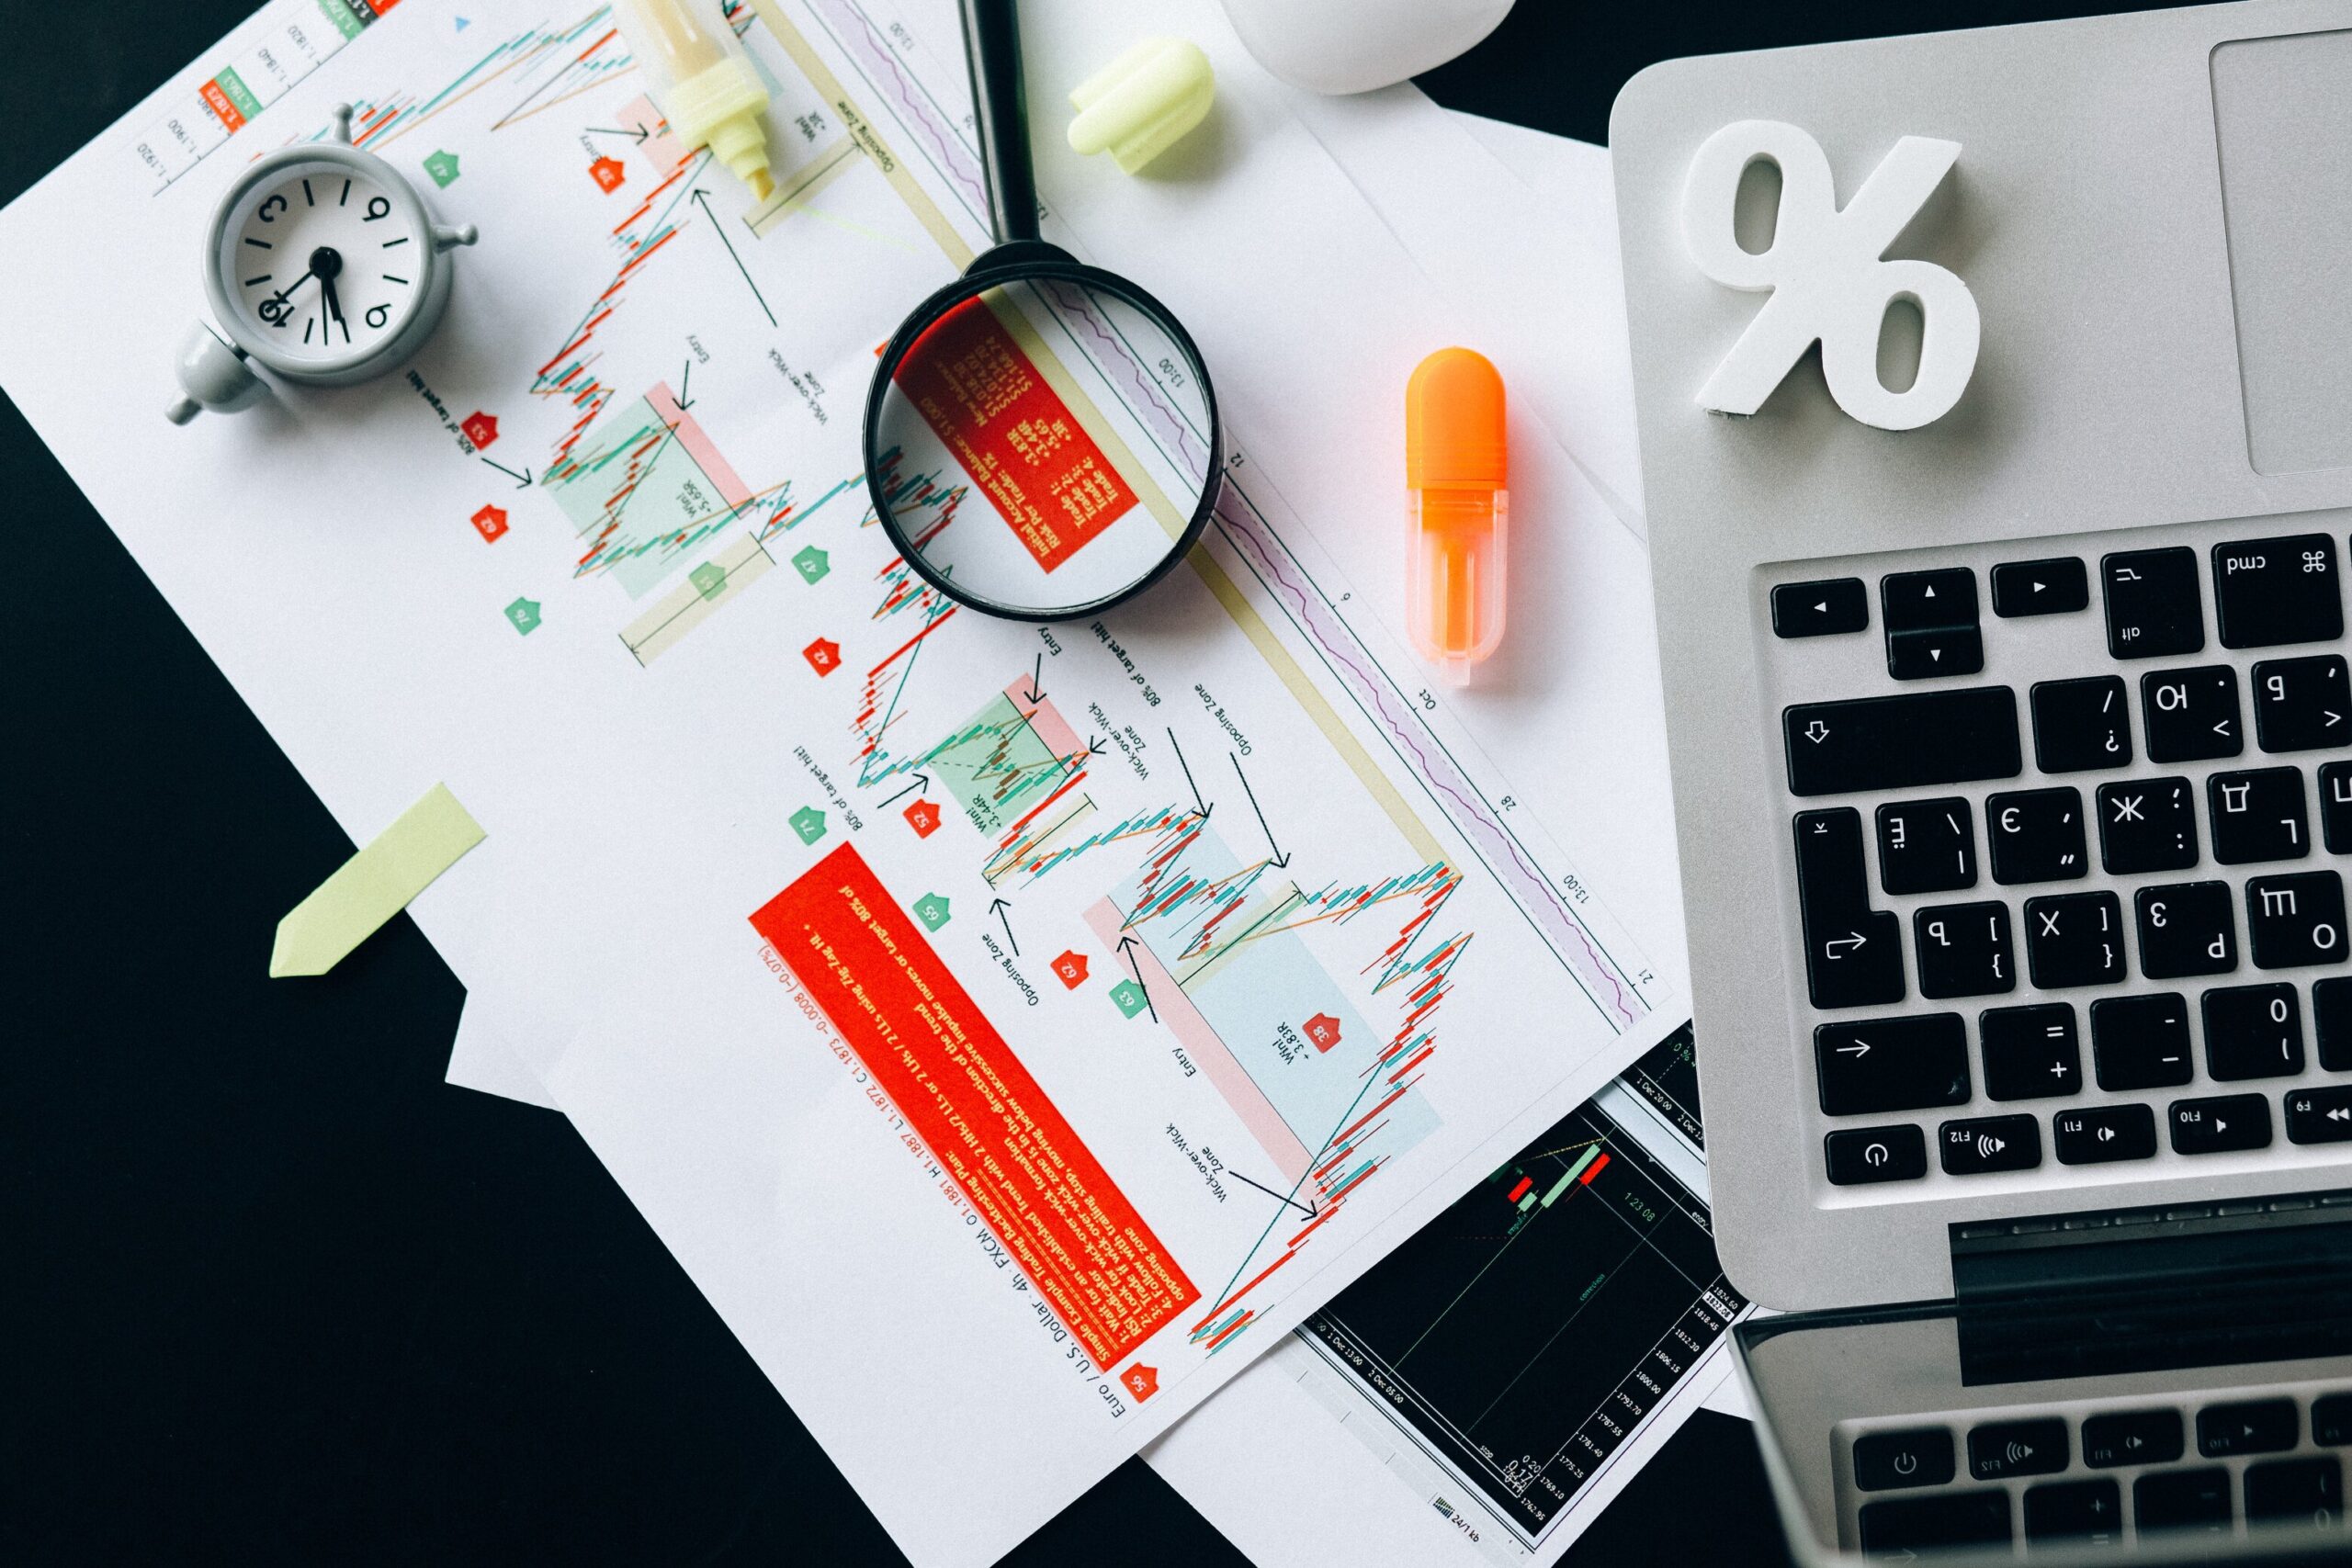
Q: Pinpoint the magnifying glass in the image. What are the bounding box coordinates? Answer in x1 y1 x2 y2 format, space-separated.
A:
863 0 1224 622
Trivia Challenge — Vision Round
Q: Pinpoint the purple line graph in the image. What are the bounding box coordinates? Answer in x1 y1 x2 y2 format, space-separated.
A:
1210 482 1646 1032
806 0 989 222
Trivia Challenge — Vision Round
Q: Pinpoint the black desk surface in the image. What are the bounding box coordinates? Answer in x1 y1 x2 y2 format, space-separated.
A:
6 2 2149 1562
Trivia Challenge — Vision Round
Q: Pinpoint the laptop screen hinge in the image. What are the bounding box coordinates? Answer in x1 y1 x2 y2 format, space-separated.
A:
1947 1189 2352 1384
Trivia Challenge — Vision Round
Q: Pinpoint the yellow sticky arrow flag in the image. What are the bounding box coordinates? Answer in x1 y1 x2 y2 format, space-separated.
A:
270 783 485 977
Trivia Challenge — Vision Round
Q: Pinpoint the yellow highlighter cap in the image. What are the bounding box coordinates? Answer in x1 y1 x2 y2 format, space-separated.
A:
1405 347 1507 490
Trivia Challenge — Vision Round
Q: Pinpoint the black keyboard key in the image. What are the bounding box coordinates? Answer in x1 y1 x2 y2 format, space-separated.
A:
1993 557 2089 618
2098 777 2199 874
1794 810 1905 1010
2317 977 2352 1071
1785 689 2021 797
2023 1479 2120 1545
2248 871 2347 968
1939 1112 2041 1174
1877 797 1977 895
2025 892 2127 987
2321 762 2352 852
2142 665 2243 762
2314 1393 2352 1447
1916 901 2015 998
1981 1002 2081 1100
1988 788 2087 884
2033 676 2132 773
1887 626 1982 680
1970 1417 2067 1481
2134 1468 2233 1534
1826 1125 1929 1185
2255 655 2352 752
2056 1102 2157 1164
2287 1085 2352 1146
1816 1016 1971 1116
1855 1427 1957 1491
2211 767 2312 864
2133 881 2238 978
1859 1492 2010 1557
2203 982 2305 1080
2245 1456 2342 1527
2170 1093 2273 1155
1884 568 1978 631
2091 994 2195 1089
2104 547 2205 659
2200 1398 2299 1458
1773 578 1868 637
2215 534 2343 649
2084 1408 2184 1468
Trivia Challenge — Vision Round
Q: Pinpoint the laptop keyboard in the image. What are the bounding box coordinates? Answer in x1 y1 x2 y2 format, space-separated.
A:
1845 1388 2351 1555
1767 528 2352 1197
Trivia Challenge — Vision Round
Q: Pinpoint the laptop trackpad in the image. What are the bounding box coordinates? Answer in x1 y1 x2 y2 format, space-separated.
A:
2210 28 2352 476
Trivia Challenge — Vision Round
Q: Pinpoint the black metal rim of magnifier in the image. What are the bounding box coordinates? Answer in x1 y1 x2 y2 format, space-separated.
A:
860 248 1226 625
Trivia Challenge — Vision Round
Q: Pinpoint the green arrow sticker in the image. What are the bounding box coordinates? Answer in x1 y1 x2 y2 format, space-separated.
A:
424 150 462 188
914 892 952 931
503 596 542 635
788 807 828 845
791 545 831 584
688 560 729 600
1109 979 1148 1019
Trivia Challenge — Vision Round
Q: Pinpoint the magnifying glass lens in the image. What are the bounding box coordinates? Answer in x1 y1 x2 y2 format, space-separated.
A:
866 265 1218 619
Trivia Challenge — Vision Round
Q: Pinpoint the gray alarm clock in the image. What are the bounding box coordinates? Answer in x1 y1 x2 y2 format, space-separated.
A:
165 104 478 423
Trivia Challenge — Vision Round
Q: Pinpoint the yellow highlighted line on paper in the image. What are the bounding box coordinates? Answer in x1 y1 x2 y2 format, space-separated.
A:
270 783 485 977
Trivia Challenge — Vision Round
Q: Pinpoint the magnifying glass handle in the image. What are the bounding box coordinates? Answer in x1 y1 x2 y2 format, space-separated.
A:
959 0 1041 245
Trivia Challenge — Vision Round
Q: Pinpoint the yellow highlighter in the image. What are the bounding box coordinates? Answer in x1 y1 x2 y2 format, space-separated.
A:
1406 347 1509 685
611 0 775 201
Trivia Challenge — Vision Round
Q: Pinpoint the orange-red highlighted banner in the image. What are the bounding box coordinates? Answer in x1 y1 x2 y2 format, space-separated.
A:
894 297 1137 574
752 843 1197 1367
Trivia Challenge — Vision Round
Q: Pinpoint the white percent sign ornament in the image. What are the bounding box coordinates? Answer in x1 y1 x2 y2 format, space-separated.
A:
1683 121 1981 432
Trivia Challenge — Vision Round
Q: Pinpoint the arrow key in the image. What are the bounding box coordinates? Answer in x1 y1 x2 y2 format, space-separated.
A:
2287 1084 2352 1145
1826 1124 1928 1185
2254 654 2352 753
1771 577 1868 637
1993 557 2088 617
1888 626 1983 681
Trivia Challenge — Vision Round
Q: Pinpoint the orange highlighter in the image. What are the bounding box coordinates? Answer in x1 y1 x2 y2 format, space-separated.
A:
1405 347 1509 685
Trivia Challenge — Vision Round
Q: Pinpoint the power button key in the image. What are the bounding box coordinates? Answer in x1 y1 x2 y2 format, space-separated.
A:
1826 1124 1928 1185
1856 1427 1958 1492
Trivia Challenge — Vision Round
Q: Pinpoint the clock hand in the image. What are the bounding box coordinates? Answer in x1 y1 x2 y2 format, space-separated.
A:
321 273 349 344
258 266 318 323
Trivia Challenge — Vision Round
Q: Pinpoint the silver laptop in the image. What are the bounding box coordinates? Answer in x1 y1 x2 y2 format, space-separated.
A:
1611 2 2352 1559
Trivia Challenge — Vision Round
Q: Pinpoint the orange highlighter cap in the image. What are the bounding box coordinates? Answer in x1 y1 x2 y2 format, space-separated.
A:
1406 346 1508 490
1404 347 1509 684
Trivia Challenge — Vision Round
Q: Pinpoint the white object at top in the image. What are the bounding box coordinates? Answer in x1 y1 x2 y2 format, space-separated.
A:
610 0 775 199
1681 118 1981 431
1215 0 1514 95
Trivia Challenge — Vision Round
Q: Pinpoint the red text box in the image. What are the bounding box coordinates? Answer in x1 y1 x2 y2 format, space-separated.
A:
752 843 1197 1366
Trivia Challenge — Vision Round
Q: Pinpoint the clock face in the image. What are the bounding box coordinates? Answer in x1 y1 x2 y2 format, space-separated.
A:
219 157 426 366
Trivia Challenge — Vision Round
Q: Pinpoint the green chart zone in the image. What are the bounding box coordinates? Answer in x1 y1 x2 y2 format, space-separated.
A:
1069 814 1464 1357
1297 1068 1745 1550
